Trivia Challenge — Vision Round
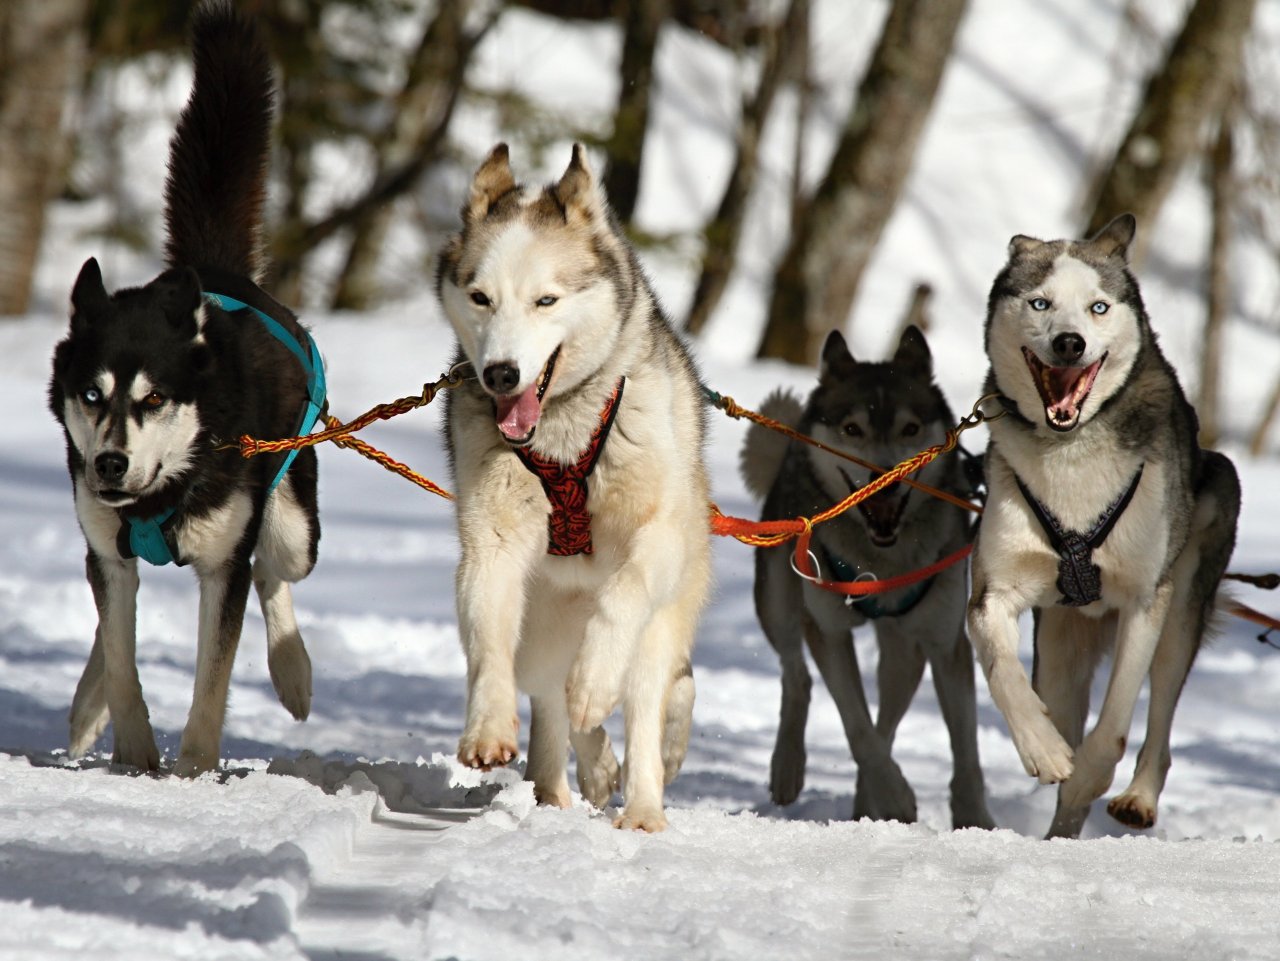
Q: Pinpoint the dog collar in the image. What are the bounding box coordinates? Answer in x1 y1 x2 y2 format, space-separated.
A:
820 545 936 620
1015 465 1144 606
116 288 326 567
514 378 625 557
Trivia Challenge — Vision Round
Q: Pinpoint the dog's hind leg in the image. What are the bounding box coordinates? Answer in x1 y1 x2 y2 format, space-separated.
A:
928 625 997 830
856 621 926 821
68 628 110 758
571 726 620 809
803 608 916 823
1035 607 1110 836
527 694 573 808
254 475 316 721
755 548 811 806
1109 454 1239 830
1049 586 1172 838
174 557 253 777
85 551 159 771
661 663 695 784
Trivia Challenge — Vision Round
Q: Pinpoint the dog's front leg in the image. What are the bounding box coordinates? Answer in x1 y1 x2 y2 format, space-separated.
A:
968 582 1074 784
174 557 253 777
84 550 158 771
1050 584 1173 837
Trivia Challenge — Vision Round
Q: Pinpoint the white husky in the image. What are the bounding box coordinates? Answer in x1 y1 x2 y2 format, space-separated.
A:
436 143 712 831
968 214 1239 838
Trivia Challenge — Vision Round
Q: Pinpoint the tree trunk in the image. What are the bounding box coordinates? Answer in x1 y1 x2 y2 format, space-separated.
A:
602 0 670 224
0 0 87 315
685 0 805 336
1082 0 1257 258
330 2 479 311
1198 97 1236 448
756 0 969 364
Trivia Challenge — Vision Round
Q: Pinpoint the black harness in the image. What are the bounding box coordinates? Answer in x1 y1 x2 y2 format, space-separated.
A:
1015 466 1144 607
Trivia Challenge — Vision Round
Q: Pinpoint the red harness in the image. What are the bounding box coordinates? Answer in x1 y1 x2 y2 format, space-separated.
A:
514 378 625 556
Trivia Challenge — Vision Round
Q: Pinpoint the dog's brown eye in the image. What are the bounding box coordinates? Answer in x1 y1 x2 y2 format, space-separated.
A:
143 392 165 409
470 291 491 307
844 423 864 438
902 422 919 438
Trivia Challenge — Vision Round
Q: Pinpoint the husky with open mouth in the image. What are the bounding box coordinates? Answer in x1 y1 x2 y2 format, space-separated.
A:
740 327 994 829
47 1 322 777
968 214 1240 838
436 144 711 831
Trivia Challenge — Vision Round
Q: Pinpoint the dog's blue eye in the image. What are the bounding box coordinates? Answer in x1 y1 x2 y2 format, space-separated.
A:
536 295 558 308
82 388 102 405
470 291 491 307
1091 301 1109 315
1030 297 1050 311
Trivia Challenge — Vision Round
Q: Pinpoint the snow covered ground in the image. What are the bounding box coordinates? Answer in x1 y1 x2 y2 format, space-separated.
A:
3 2 1280 958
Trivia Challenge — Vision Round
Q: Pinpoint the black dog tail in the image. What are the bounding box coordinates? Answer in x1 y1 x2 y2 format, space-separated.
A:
163 0 274 281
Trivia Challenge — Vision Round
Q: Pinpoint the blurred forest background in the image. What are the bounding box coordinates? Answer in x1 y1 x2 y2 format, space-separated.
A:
1 0 1278 449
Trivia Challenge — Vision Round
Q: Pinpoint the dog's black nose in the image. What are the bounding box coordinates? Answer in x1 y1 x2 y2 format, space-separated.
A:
95 452 128 485
483 362 521 394
1052 332 1086 364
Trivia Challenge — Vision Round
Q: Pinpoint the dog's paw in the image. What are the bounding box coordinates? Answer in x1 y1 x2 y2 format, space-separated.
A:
68 706 110 760
458 717 519 770
565 669 618 734
769 747 806 807
576 742 621 809
533 781 573 809
853 763 917 823
268 636 312 721
1107 791 1157 830
172 750 220 779
111 718 160 773
613 805 668 833
1011 716 1075 784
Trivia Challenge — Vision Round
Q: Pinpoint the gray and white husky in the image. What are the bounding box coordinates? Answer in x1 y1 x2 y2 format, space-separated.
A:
436 144 711 831
741 327 994 829
48 2 320 776
968 214 1240 838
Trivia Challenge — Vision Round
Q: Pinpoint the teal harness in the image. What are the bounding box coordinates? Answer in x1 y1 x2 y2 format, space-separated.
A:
117 291 326 567
821 547 936 620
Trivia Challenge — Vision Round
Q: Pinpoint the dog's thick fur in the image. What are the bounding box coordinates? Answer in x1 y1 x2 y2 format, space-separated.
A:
741 328 994 829
48 1 319 776
436 144 711 832
968 214 1240 838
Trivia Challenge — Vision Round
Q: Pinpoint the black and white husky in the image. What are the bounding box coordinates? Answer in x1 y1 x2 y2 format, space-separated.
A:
968 214 1240 838
48 1 323 776
741 328 994 829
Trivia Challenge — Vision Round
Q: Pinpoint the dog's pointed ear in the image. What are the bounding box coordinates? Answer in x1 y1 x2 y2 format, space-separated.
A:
555 143 603 225
1087 213 1136 261
151 266 204 335
892 324 932 376
1008 234 1043 259
70 257 109 328
465 143 516 224
820 329 854 379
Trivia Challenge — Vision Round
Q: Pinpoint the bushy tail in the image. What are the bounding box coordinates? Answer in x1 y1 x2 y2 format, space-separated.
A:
739 388 804 500
163 0 274 281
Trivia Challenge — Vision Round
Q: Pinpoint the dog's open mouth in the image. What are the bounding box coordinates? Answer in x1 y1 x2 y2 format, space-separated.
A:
96 489 136 506
493 346 561 446
841 468 910 547
1022 347 1106 432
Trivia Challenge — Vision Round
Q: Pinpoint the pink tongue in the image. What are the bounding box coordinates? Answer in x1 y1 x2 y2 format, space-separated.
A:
495 384 542 439
1045 366 1087 418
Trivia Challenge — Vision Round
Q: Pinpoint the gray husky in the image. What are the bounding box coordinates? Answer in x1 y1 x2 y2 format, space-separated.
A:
436 144 711 832
968 214 1240 838
741 327 994 829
